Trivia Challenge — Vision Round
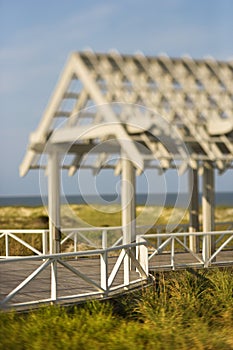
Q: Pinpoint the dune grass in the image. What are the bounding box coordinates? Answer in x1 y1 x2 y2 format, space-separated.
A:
0 204 190 229
0 204 232 230
0 204 232 255
0 268 232 350
0 206 232 349
0 204 189 254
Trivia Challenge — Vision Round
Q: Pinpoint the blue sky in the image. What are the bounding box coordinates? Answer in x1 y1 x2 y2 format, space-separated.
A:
0 0 233 196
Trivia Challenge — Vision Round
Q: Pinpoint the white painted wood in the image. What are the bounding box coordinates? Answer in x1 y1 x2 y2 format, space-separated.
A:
107 249 126 288
202 162 215 260
51 260 57 301
136 236 148 276
7 232 42 256
20 55 76 176
121 156 136 244
50 123 119 143
207 116 233 135
102 229 108 249
100 255 108 290
58 259 104 292
1 259 51 305
20 52 233 177
189 168 200 252
73 53 144 171
5 232 9 258
121 155 136 281
1 231 233 310
42 231 48 255
19 149 37 177
48 151 61 254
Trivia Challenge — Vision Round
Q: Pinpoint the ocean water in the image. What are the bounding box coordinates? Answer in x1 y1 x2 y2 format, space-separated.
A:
0 192 232 207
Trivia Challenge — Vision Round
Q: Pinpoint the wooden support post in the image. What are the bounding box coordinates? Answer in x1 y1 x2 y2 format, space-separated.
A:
121 156 136 244
121 155 136 284
202 162 215 262
48 151 61 254
189 168 200 252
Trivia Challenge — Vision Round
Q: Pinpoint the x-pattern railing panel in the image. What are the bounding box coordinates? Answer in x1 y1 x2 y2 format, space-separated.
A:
0 230 48 258
1 229 232 310
0 242 148 310
139 230 233 270
2 223 232 258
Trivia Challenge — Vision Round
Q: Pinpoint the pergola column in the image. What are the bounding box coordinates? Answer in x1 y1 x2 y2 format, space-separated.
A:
121 156 136 244
189 168 200 252
202 162 215 260
48 150 61 254
121 155 136 283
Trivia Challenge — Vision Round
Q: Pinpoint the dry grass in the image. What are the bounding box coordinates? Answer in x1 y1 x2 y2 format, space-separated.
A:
0 204 232 255
0 268 232 350
0 204 231 230
0 206 49 229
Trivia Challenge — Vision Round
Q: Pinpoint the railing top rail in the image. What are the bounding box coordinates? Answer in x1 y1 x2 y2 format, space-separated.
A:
0 229 47 234
56 223 191 233
61 226 123 232
139 230 233 239
0 241 146 264
57 221 233 233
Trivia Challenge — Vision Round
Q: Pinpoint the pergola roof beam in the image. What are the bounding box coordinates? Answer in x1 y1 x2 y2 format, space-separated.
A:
20 52 233 176
67 90 89 127
50 124 117 144
72 53 144 171
68 154 85 176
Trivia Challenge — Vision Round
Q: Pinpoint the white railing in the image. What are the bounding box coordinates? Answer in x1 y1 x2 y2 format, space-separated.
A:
0 230 48 258
137 230 233 270
1 222 233 258
60 226 124 251
61 221 233 253
0 241 148 310
1 229 232 310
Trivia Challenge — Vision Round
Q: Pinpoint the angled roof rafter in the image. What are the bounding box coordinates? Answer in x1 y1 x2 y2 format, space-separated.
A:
20 51 233 178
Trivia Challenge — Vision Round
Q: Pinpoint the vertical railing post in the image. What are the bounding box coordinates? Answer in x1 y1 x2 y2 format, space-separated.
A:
5 232 9 257
74 232 78 253
171 237 175 270
136 236 148 276
42 231 48 255
203 233 210 267
100 251 108 294
51 259 58 302
124 249 130 286
100 229 108 293
157 228 161 249
102 229 107 250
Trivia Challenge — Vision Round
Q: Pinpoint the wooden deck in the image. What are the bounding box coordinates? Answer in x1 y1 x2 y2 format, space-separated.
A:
0 255 142 310
1 250 232 311
149 249 233 270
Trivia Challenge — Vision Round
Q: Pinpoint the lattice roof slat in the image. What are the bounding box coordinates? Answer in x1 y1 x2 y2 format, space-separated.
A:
20 51 233 177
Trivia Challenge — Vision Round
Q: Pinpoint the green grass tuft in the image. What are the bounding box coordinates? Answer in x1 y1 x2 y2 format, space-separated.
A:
0 268 232 350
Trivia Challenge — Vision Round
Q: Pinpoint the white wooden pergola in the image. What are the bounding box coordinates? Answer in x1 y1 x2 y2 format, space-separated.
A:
20 51 233 255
